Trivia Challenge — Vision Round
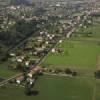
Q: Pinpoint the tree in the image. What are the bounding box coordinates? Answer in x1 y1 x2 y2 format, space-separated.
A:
8 63 17 70
34 7 47 16
54 69 62 74
17 62 24 71
72 71 77 76
95 70 100 78
65 68 72 74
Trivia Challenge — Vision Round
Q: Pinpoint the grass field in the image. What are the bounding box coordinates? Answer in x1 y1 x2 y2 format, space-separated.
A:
41 40 100 70
0 17 100 100
95 79 100 100
73 23 100 40
0 62 18 79
0 75 95 100
83 24 100 38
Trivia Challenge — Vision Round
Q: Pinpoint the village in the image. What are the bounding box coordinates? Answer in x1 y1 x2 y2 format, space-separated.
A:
0 0 100 100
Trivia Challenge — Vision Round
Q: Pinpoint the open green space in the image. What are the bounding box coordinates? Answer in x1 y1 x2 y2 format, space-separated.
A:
0 62 19 78
83 24 100 38
73 23 100 40
41 40 100 70
95 79 100 100
0 75 94 100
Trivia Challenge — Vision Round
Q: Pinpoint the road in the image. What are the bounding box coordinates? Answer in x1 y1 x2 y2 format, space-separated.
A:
66 28 75 38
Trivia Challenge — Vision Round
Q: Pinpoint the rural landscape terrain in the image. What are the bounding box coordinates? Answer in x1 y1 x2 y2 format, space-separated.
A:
0 0 100 100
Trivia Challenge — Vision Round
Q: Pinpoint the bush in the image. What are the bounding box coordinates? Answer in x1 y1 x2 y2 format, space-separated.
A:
54 69 62 74
72 71 77 76
65 68 72 74
95 70 100 78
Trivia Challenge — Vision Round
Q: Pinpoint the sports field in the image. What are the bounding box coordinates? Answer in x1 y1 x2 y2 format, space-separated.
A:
0 75 95 100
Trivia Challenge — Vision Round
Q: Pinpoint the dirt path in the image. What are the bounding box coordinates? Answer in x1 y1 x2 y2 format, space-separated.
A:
66 28 75 38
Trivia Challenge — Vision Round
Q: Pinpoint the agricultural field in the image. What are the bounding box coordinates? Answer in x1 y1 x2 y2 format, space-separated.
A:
72 23 100 41
83 24 100 38
95 79 100 100
0 62 19 79
0 75 95 100
41 40 100 71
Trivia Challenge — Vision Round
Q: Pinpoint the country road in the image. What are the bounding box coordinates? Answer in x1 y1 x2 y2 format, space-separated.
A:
66 28 75 38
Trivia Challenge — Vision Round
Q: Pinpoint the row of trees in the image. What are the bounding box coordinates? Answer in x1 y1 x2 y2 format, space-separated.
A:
44 68 77 76
95 70 100 78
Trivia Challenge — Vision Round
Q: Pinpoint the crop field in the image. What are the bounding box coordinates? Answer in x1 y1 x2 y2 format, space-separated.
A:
0 75 95 100
41 40 100 70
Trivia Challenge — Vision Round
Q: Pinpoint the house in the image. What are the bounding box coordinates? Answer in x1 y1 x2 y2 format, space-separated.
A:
16 76 24 84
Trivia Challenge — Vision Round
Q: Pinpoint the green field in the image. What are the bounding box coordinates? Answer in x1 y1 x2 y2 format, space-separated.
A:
95 79 100 100
0 75 95 100
83 24 100 38
73 23 100 40
41 40 100 70
0 62 18 78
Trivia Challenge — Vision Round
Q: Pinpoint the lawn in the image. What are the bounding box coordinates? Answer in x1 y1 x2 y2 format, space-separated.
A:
0 75 94 100
41 40 100 70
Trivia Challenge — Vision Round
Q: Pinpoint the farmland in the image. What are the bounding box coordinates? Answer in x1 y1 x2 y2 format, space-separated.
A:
0 75 95 100
0 1 100 100
72 23 100 41
0 62 19 78
41 40 100 70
